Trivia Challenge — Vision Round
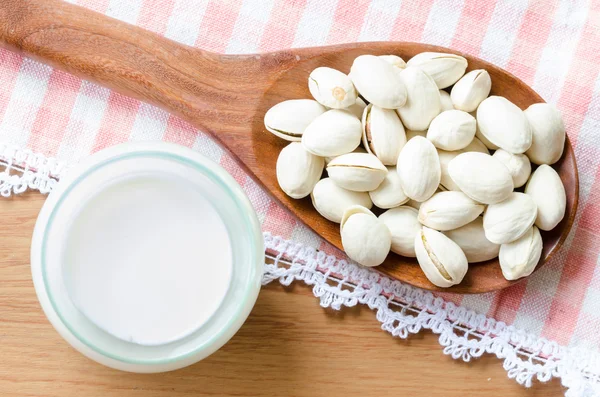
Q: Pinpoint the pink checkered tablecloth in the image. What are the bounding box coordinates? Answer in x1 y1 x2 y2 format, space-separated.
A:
1 0 599 359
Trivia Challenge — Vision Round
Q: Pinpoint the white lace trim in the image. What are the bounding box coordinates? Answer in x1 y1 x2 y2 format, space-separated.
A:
5 143 599 396
0 143 67 196
263 235 600 397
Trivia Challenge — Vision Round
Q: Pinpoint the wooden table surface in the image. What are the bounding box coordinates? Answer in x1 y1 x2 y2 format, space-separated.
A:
0 191 565 396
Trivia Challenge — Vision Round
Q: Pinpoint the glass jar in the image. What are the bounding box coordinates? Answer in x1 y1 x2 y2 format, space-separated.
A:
30 142 264 372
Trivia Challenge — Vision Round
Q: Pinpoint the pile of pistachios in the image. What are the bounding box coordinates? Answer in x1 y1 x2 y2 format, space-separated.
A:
265 52 567 288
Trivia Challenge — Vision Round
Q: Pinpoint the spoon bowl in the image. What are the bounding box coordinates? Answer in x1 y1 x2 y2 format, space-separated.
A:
251 43 578 293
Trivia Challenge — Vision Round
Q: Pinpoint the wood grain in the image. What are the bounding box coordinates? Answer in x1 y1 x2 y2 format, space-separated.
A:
0 0 579 294
0 191 565 396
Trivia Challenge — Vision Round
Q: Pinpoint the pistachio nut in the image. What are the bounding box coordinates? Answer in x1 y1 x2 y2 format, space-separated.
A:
379 54 406 69
397 136 441 202
483 192 538 244
379 206 420 257
308 67 357 109
475 125 499 150
406 188 443 210
302 109 362 157
499 226 543 280
264 99 326 141
346 97 367 119
525 164 566 231
396 66 442 131
448 152 513 204
418 191 484 231
466 137 490 154
444 217 500 263
324 146 366 166
349 55 407 109
414 226 468 288
406 129 427 141
492 149 531 188
477 96 532 154
439 90 454 111
438 168 459 192
439 139 490 191
369 167 409 209
450 69 491 112
406 199 422 210
327 152 387 192
276 142 324 199
524 103 566 165
406 52 468 89
341 205 391 267
362 104 407 165
310 178 372 223
427 110 476 151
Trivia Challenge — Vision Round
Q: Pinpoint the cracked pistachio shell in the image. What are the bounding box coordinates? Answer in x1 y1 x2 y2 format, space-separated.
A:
396 66 442 131
407 52 468 89
414 226 468 288
341 206 391 267
477 96 532 154
418 191 484 231
276 142 324 199
406 129 427 141
448 152 513 204
499 226 543 280
302 109 361 157
327 152 387 192
345 97 367 119
445 217 500 263
439 90 454 111
492 149 531 188
379 55 407 69
379 206 420 257
450 69 492 112
427 110 476 151
483 192 538 244
525 164 566 231
264 99 326 141
308 67 357 109
311 178 372 223
524 103 566 165
362 104 407 165
369 167 409 209
397 136 441 202
349 55 407 109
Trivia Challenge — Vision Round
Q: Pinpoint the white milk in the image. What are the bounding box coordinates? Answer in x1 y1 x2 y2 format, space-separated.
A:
62 174 232 346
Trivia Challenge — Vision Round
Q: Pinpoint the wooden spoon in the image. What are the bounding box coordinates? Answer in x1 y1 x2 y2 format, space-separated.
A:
0 0 578 293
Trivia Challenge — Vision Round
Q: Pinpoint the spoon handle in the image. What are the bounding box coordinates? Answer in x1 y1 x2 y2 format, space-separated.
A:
0 0 281 136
